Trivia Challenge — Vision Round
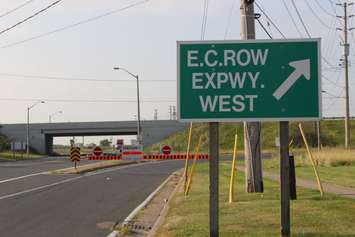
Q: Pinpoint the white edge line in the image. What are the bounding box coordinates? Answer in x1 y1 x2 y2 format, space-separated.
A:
0 176 82 201
0 172 45 184
106 231 119 237
0 162 154 201
106 169 175 237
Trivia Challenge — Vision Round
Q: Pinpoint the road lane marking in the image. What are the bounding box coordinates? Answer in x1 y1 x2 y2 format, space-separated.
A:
0 161 105 184
0 176 82 201
0 172 45 184
0 161 166 201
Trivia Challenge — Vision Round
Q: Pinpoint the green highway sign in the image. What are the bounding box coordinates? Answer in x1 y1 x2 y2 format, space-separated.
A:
177 39 321 122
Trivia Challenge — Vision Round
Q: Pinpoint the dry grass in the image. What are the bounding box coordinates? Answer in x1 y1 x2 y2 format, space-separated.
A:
313 148 355 166
267 148 355 168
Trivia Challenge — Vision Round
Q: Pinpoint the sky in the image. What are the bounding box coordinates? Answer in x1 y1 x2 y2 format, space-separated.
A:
0 0 353 144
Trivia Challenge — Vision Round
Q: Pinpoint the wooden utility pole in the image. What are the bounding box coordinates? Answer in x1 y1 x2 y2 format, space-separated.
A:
240 0 263 193
337 2 352 149
209 122 219 237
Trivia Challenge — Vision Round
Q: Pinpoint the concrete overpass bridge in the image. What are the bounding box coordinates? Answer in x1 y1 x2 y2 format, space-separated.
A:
0 120 189 154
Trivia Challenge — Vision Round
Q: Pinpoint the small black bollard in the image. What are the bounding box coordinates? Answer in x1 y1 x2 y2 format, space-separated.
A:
289 155 297 200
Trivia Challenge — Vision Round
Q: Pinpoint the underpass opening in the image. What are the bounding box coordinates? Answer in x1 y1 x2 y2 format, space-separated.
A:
47 132 137 156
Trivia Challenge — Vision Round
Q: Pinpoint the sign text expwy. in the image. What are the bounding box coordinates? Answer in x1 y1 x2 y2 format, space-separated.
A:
187 48 269 113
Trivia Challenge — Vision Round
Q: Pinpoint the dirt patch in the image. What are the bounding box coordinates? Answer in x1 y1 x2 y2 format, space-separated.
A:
96 221 116 230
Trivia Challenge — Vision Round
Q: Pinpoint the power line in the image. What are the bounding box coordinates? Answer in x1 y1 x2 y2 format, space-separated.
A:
324 88 345 111
0 72 175 83
254 1 286 38
304 0 334 30
257 16 343 91
315 0 336 17
290 0 336 68
0 0 63 36
224 0 237 39
257 0 336 69
328 0 342 5
0 0 36 19
0 98 176 103
201 0 209 40
290 0 311 37
281 0 303 37
256 18 272 39
0 0 150 49
323 17 339 58
323 90 344 98
323 74 344 89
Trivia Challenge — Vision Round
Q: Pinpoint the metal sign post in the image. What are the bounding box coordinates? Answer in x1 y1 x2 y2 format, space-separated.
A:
280 121 290 237
209 122 219 237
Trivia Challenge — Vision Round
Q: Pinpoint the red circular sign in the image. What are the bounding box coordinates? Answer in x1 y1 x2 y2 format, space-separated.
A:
93 146 103 156
161 145 172 155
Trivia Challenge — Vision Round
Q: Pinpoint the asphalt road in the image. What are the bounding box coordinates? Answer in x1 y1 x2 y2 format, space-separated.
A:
0 156 96 180
0 158 184 237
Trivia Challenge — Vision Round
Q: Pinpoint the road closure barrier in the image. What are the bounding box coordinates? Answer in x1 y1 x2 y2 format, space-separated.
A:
143 153 209 160
87 154 122 160
87 153 209 161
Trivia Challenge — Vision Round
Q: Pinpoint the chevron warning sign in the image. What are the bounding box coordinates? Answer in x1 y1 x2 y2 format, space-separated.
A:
70 147 81 162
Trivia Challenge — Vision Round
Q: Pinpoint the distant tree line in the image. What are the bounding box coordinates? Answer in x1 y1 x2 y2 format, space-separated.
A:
0 134 10 151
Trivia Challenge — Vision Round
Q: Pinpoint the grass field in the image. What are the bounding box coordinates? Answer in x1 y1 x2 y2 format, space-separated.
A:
0 151 44 160
294 166 355 189
156 162 355 237
263 148 355 188
146 120 355 154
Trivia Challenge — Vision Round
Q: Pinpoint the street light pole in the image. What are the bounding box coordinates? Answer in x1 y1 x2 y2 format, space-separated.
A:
26 101 45 158
113 66 142 144
26 107 30 158
136 74 142 144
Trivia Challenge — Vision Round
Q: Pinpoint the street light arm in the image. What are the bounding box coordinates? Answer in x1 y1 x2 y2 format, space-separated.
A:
28 100 45 110
113 66 138 79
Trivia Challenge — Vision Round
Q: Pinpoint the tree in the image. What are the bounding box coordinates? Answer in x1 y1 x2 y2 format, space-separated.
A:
0 134 10 151
99 139 112 147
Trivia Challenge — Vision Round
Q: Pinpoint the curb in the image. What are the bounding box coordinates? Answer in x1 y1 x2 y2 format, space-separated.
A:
147 171 184 237
107 170 178 237
47 161 141 175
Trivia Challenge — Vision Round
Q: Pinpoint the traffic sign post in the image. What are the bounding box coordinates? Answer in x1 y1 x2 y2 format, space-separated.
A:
177 39 321 121
209 122 219 237
161 145 172 155
70 147 81 169
93 146 103 157
177 39 321 237
280 121 290 236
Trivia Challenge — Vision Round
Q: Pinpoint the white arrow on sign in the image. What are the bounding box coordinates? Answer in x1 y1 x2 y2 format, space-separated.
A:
273 59 311 100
